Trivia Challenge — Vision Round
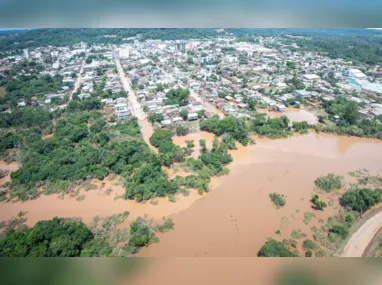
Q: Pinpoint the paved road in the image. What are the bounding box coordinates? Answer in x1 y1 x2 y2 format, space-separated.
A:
114 55 155 149
341 208 382 257
69 62 84 102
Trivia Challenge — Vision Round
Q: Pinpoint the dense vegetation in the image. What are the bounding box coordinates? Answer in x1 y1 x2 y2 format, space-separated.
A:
0 213 174 257
164 88 190 106
316 97 382 139
199 115 250 145
342 187 382 214
314 173 342 192
252 114 291 139
269 193 286 208
258 239 297 257
0 217 93 257
0 74 65 108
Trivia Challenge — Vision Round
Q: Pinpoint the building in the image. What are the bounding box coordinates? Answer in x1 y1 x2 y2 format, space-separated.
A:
187 113 198 121
344 69 367 79
175 41 186 52
115 103 130 119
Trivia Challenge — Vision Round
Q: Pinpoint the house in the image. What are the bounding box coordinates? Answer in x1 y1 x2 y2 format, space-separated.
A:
301 74 320 82
101 98 114 105
344 69 367 79
115 103 130 119
187 113 198 121
292 90 311 98
276 104 286 112
172 117 184 124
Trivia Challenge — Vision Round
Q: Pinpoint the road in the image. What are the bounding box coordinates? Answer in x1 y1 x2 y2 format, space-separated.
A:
69 61 84 102
114 54 155 149
341 208 382 257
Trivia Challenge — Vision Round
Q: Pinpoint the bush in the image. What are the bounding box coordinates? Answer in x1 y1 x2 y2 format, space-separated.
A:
155 218 175 233
258 239 297 257
176 126 189 136
305 250 313 257
315 173 342 192
330 225 349 239
269 193 286 208
342 187 382 214
304 212 315 225
303 239 319 250
311 194 327 210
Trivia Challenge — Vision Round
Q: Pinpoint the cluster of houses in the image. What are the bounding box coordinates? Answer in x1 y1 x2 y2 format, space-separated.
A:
114 34 382 122
1 33 382 123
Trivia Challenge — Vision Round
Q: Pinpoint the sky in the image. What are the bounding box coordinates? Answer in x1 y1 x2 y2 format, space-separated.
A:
0 0 382 27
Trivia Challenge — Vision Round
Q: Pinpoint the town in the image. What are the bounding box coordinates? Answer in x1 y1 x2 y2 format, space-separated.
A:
1 29 382 260
1 32 382 138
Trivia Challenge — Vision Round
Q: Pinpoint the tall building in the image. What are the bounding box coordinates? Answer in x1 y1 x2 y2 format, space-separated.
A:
23 48 29 59
175 41 186 52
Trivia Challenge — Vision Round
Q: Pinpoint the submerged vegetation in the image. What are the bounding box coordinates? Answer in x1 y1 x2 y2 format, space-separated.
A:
0 213 174 257
314 173 343 192
269 192 286 208
258 238 297 257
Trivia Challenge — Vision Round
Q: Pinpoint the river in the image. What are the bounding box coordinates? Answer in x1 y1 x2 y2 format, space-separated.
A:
138 132 382 257
1 132 382 257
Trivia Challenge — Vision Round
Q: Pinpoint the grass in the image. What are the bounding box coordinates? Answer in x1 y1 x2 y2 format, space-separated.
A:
291 230 301 239
304 212 315 225
76 194 85 201
269 192 286 209
169 194 176 203
154 218 175 233
314 173 342 192
105 188 113 195
303 239 319 251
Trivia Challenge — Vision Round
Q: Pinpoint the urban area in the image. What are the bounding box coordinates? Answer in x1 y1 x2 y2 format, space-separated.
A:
1 29 382 261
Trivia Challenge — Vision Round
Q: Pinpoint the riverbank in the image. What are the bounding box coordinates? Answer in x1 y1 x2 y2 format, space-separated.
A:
1 131 382 257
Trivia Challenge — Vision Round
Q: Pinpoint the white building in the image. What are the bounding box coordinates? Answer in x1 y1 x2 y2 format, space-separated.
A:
345 69 367 79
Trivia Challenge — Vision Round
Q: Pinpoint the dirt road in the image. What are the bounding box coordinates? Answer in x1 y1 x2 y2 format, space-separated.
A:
341 208 382 257
69 62 84 102
114 55 154 148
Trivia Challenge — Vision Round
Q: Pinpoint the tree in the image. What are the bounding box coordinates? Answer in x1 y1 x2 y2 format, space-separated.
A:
187 57 194 64
165 88 190 106
176 126 189 136
286 61 297 69
199 139 207 153
185 140 194 152
179 109 188 120
342 188 382 214
311 194 327 210
197 110 205 119
258 239 297 257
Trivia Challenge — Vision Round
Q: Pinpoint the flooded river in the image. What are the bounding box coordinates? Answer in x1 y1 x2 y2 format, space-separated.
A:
138 132 382 256
1 132 382 257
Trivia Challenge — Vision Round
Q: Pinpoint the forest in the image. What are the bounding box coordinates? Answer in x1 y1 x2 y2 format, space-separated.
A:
0 213 174 257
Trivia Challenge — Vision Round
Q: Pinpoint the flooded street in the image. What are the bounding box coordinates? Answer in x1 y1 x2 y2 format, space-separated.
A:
1 132 382 256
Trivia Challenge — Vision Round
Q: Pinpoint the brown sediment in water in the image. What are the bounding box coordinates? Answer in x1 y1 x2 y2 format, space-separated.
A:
258 107 319 124
138 132 382 256
0 173 208 227
1 132 382 257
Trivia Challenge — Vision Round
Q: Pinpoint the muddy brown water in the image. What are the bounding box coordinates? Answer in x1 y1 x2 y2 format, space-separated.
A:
1 132 382 257
258 107 319 124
